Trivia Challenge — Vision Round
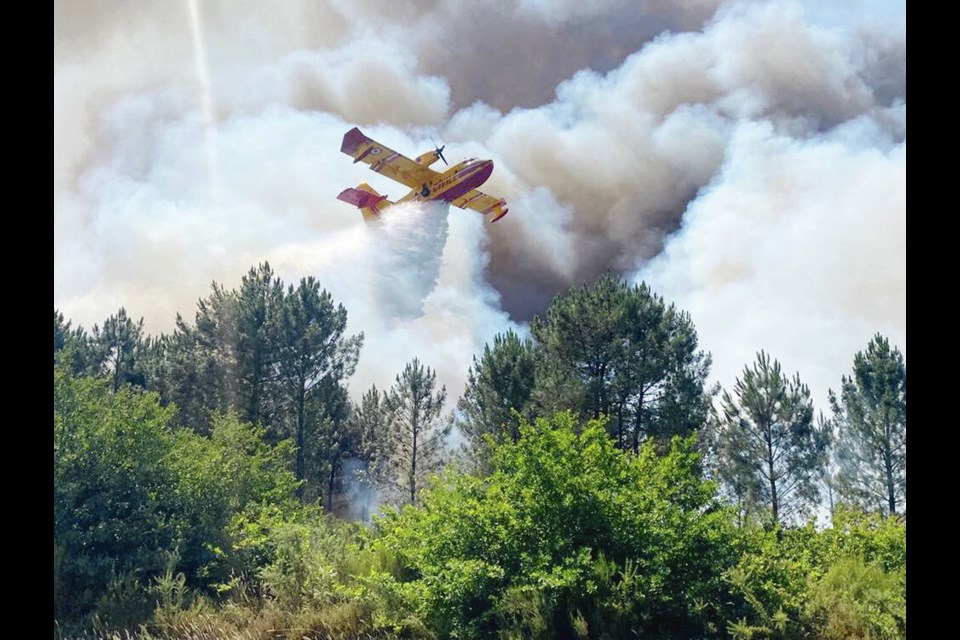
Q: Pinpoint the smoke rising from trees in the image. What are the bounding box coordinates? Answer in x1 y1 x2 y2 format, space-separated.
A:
54 0 905 407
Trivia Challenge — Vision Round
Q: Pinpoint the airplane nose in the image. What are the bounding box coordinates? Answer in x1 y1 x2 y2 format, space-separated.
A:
475 160 494 183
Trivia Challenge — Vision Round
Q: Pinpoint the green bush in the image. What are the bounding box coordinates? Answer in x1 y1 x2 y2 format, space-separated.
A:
54 368 181 621
724 508 906 639
805 556 905 640
54 367 300 626
374 412 738 639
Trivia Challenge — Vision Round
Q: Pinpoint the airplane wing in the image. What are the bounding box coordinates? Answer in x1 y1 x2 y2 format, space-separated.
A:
340 127 438 189
449 189 510 222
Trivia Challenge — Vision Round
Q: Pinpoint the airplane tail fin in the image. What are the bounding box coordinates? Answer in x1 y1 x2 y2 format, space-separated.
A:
337 182 392 221
487 198 509 223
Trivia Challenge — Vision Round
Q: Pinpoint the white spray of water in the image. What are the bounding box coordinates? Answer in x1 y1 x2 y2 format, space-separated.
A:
363 202 451 322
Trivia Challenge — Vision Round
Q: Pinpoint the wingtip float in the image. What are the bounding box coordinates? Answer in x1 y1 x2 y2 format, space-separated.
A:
337 127 509 223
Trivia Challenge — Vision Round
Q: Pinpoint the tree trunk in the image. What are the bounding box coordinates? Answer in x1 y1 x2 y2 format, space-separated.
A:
616 403 624 450
767 431 779 526
112 346 122 392
327 463 337 512
295 382 306 501
632 394 644 454
410 405 419 506
884 446 896 515
248 348 262 425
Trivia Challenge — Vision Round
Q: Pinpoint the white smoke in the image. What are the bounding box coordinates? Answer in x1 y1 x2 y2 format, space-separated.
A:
341 457 382 523
54 0 905 429
636 116 906 408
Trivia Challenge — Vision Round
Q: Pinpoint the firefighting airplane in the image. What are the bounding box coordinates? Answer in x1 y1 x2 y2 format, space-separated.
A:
337 127 509 223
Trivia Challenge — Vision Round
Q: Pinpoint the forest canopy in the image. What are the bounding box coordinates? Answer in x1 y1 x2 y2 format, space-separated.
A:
53 266 906 640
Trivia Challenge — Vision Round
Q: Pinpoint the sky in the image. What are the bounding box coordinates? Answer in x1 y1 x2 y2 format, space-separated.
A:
54 0 905 412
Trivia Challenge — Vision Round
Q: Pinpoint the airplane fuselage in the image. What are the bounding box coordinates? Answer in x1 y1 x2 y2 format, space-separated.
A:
338 127 509 222
396 159 495 205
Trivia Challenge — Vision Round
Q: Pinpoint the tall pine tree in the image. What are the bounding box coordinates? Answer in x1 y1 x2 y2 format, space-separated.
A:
457 329 537 453
532 274 711 452
714 351 828 526
829 334 906 515
235 263 285 430
273 276 362 500
383 359 449 506
91 307 147 391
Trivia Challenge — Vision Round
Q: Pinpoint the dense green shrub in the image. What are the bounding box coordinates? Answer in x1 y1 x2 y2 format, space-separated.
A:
54 367 299 625
374 412 738 639
725 508 906 639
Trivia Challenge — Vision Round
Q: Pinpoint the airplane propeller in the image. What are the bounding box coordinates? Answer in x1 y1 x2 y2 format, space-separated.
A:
431 137 448 166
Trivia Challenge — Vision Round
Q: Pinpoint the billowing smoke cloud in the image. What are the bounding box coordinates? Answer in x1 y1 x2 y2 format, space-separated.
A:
636 116 906 408
454 0 906 317
54 0 905 415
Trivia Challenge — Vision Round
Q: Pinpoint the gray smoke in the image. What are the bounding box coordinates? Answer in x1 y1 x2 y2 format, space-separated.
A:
452 0 906 318
54 0 905 420
341 457 382 523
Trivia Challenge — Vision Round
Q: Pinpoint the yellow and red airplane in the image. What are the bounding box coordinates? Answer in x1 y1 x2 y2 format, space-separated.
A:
337 127 509 223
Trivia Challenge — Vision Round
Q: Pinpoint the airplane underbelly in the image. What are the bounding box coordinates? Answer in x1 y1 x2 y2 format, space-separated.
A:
440 181 474 202
440 162 494 202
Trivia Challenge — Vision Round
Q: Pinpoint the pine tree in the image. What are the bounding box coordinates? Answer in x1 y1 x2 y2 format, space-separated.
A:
532 273 711 452
272 276 362 500
715 351 828 526
532 273 627 423
457 329 537 452
91 307 147 391
347 384 391 519
829 334 906 515
154 283 239 434
354 384 390 479
235 263 285 430
54 309 96 375
304 378 356 511
383 359 449 506
193 281 241 418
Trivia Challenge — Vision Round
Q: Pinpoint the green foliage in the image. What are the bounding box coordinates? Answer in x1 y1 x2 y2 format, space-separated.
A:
457 329 537 455
91 307 149 391
830 334 906 515
171 412 301 585
53 273 908 639
711 351 828 525
54 366 180 619
304 377 359 510
55 308 98 376
272 275 363 499
531 273 712 452
151 307 234 435
235 262 286 429
380 358 450 506
254 513 432 636
54 366 301 625
374 412 737 639
805 557 905 639
724 507 906 639
259 515 357 609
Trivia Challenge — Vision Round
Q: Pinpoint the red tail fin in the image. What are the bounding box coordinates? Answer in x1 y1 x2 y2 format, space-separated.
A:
336 183 392 221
